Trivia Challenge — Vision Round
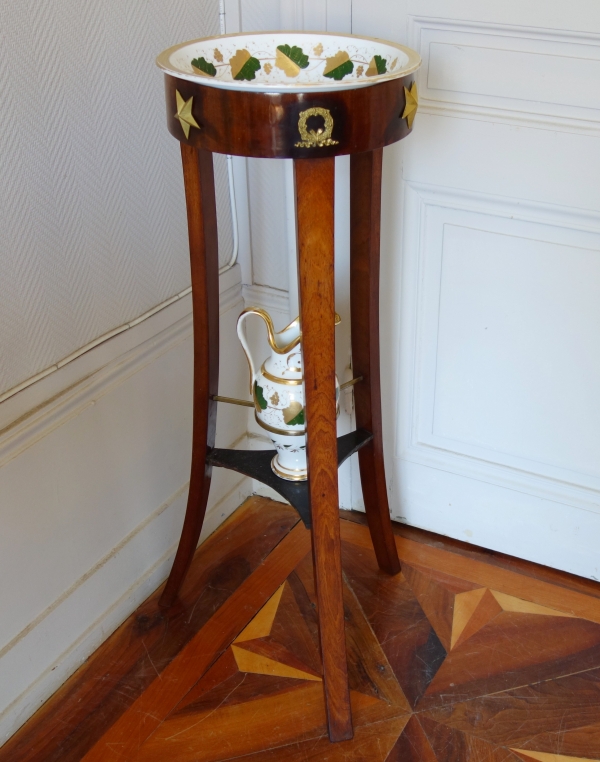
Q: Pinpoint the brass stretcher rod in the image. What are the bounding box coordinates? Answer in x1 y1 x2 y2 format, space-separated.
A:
212 376 363 407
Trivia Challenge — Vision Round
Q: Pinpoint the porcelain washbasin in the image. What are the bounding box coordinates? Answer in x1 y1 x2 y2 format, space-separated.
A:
156 31 421 93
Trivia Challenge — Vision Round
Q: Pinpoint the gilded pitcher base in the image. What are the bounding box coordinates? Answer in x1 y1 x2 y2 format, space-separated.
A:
271 455 308 482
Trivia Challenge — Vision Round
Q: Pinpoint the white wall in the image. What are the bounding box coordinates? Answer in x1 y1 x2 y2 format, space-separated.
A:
0 0 255 744
0 268 252 743
0 0 234 398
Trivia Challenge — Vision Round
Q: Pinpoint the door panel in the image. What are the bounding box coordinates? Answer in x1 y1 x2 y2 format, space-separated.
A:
359 1 600 578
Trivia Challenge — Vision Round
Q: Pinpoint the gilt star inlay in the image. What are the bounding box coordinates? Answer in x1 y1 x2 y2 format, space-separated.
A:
402 82 418 130
174 90 200 139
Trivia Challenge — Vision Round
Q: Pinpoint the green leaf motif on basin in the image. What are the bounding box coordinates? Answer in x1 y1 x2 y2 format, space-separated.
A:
276 44 309 69
323 59 354 81
190 56 217 77
374 55 387 74
234 56 261 81
254 382 268 410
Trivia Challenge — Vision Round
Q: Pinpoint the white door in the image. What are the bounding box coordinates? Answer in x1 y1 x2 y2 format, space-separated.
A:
352 0 600 580
227 0 600 579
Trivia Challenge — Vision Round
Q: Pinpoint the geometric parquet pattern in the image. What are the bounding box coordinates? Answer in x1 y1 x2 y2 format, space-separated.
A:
2 498 600 761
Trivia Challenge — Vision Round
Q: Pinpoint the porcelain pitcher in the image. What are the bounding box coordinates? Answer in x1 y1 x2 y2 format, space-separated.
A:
237 307 340 481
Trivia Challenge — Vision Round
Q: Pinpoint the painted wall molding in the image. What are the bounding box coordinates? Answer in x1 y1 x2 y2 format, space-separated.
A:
0 313 192 471
0 273 244 471
0 0 234 399
0 470 251 743
397 180 600 515
242 283 291 318
408 15 600 135
0 270 249 742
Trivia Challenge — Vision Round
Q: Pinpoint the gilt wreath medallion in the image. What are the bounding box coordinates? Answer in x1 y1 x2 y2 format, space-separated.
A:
294 107 339 148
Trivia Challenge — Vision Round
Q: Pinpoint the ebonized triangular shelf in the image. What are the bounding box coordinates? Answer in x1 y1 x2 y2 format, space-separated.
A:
207 428 373 528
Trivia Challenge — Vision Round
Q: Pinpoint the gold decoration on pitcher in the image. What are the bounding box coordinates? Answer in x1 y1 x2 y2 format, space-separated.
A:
294 107 339 148
174 91 200 138
239 308 302 355
402 82 418 129
255 414 306 437
262 364 303 385
238 307 341 481
282 400 304 426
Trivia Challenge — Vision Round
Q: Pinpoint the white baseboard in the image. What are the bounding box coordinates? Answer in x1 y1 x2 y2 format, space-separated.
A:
242 283 290 317
0 472 251 744
0 264 244 452
0 269 252 744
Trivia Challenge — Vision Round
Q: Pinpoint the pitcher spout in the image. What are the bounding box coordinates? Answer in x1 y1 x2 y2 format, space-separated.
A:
273 315 301 350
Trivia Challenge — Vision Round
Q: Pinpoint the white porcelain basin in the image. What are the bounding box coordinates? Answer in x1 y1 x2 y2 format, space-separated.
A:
156 31 421 93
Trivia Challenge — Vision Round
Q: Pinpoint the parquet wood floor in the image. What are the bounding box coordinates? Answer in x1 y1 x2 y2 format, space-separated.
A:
2 497 600 761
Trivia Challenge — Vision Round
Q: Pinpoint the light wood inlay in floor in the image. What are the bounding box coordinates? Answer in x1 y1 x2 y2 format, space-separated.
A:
2 496 600 761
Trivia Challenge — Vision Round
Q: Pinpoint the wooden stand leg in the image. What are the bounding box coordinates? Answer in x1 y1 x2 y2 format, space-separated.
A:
350 149 401 576
295 157 353 742
159 146 220 610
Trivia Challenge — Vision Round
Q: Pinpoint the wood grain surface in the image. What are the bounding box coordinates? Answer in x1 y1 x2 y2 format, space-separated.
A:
0 498 299 762
295 157 353 742
4 497 600 761
81 522 312 761
342 507 600 602
350 148 401 576
340 519 600 625
160 145 220 609
164 75 414 158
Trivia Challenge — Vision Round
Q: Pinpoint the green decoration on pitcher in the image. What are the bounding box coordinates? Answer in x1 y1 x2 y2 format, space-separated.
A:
287 408 305 426
254 382 268 410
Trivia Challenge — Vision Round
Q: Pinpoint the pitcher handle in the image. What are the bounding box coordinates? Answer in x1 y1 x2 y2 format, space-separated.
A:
237 307 275 396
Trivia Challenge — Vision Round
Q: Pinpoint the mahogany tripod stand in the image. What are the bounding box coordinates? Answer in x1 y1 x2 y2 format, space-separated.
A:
158 69 417 742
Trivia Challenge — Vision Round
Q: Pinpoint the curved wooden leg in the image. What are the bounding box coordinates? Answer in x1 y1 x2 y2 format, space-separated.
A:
350 149 401 576
159 145 220 610
295 157 353 743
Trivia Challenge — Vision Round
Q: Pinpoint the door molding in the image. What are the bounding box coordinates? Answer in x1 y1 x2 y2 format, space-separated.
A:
397 181 600 515
409 15 600 135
